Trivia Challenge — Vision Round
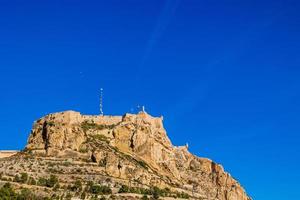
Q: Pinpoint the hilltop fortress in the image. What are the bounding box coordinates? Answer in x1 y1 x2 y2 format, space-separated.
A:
0 110 251 200
24 110 250 200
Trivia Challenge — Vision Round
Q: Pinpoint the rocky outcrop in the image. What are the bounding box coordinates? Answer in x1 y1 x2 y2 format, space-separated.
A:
25 110 251 200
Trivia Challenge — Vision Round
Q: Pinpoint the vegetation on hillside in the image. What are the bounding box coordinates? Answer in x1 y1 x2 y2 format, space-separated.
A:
118 184 190 199
0 182 49 200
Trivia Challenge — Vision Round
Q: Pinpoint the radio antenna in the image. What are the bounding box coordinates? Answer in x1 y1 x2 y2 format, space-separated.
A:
100 88 104 116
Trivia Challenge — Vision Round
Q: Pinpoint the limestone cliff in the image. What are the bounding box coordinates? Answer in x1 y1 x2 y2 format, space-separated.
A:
24 111 251 200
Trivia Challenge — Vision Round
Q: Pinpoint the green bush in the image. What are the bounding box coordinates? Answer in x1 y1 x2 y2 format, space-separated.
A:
152 186 160 199
87 182 112 195
29 177 36 185
14 173 29 184
20 173 29 183
141 194 149 200
0 183 50 200
137 160 148 169
38 177 47 186
69 180 82 192
46 175 59 188
176 191 190 199
117 185 189 199
37 175 59 188
0 183 16 198
17 188 35 200
53 183 60 191
118 185 129 193
80 192 87 200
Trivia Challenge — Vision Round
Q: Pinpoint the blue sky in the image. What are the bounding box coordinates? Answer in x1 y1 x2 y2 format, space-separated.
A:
0 0 300 199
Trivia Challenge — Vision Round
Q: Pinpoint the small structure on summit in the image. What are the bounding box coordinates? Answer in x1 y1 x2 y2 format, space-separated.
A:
137 105 147 114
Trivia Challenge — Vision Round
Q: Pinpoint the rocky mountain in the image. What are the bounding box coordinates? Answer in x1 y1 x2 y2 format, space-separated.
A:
0 111 251 200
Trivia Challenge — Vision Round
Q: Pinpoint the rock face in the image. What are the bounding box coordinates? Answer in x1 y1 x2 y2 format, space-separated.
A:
25 110 251 200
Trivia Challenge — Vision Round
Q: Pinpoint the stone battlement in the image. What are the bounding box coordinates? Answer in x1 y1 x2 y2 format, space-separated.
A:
40 110 163 127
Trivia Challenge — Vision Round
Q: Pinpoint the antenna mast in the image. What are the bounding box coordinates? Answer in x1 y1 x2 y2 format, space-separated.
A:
100 88 104 116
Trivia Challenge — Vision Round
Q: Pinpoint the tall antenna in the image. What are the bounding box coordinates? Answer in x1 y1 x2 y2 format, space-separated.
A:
100 88 104 116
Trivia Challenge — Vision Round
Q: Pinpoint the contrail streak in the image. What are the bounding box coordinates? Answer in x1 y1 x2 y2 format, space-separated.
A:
136 0 181 80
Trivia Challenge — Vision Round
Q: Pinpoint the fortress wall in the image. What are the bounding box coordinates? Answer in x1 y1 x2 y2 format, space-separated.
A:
81 115 123 125
44 111 123 125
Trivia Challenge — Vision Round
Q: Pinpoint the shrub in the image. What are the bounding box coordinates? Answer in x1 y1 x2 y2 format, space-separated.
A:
152 186 160 199
137 160 148 169
79 148 88 153
141 195 149 200
176 191 190 199
70 180 82 192
53 183 60 191
62 161 71 166
0 183 16 198
38 177 47 186
88 182 112 195
65 193 72 200
17 188 34 199
118 185 129 193
46 175 59 188
37 175 59 188
20 173 29 183
47 121 55 127
14 173 29 184
80 192 87 200
0 183 48 199
29 177 37 185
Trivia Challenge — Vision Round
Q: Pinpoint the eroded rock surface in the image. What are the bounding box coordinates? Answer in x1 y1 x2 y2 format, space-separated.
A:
24 110 251 200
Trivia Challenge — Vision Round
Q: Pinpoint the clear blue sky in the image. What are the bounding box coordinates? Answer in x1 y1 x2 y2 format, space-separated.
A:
0 0 299 199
